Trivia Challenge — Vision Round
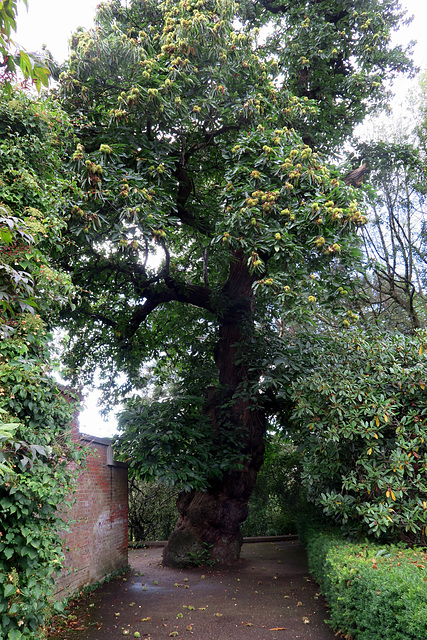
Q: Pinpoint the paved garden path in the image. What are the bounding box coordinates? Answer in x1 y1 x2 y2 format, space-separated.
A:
51 540 339 640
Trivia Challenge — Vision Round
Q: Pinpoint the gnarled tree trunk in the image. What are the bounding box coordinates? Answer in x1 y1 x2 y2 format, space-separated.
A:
163 255 266 567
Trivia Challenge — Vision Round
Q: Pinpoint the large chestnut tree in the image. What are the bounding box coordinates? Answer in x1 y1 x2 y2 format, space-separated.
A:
57 0 413 566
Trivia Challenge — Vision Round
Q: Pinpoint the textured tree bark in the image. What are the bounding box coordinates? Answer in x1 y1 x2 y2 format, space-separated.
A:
163 255 266 567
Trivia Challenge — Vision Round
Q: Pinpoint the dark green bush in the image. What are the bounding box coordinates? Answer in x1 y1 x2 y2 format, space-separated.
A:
242 435 302 536
300 520 427 640
128 478 179 542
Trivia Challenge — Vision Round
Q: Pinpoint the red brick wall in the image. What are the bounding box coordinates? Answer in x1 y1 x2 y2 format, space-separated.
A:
55 432 128 599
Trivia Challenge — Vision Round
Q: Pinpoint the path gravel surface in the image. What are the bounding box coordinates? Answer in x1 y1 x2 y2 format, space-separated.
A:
51 541 340 640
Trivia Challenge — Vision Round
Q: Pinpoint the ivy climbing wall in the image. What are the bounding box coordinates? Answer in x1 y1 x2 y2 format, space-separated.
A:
54 430 128 598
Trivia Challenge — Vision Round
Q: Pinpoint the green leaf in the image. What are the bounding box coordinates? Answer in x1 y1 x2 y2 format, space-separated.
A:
18 50 33 76
4 583 17 598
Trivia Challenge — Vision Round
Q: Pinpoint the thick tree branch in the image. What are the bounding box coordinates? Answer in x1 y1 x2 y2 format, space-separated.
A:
258 0 289 14
124 282 216 340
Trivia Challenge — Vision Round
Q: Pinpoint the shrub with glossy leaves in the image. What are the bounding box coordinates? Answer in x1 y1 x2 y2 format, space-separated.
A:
292 329 427 543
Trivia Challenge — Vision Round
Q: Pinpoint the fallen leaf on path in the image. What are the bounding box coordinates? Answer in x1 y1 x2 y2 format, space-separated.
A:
302 617 310 624
242 622 253 626
214 613 223 617
269 627 287 631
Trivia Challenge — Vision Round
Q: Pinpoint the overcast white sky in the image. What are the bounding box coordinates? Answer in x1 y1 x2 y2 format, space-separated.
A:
15 0 98 61
12 0 427 437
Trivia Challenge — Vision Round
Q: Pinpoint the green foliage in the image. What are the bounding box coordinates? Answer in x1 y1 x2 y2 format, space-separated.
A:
0 320 83 639
292 329 427 543
0 87 83 638
300 522 427 640
128 478 179 542
0 209 36 333
116 390 248 491
0 91 76 337
187 543 216 567
242 435 302 536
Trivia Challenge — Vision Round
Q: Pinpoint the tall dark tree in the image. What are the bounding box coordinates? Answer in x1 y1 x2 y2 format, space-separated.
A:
57 0 413 566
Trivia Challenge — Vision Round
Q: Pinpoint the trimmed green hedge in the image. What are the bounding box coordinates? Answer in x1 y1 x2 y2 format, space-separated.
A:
300 522 427 640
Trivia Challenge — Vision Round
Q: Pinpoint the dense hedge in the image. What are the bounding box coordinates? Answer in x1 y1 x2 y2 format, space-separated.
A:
300 520 427 640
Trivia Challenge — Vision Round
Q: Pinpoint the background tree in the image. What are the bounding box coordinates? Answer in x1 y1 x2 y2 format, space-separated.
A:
352 138 427 333
56 0 414 566
241 433 302 536
128 479 179 543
